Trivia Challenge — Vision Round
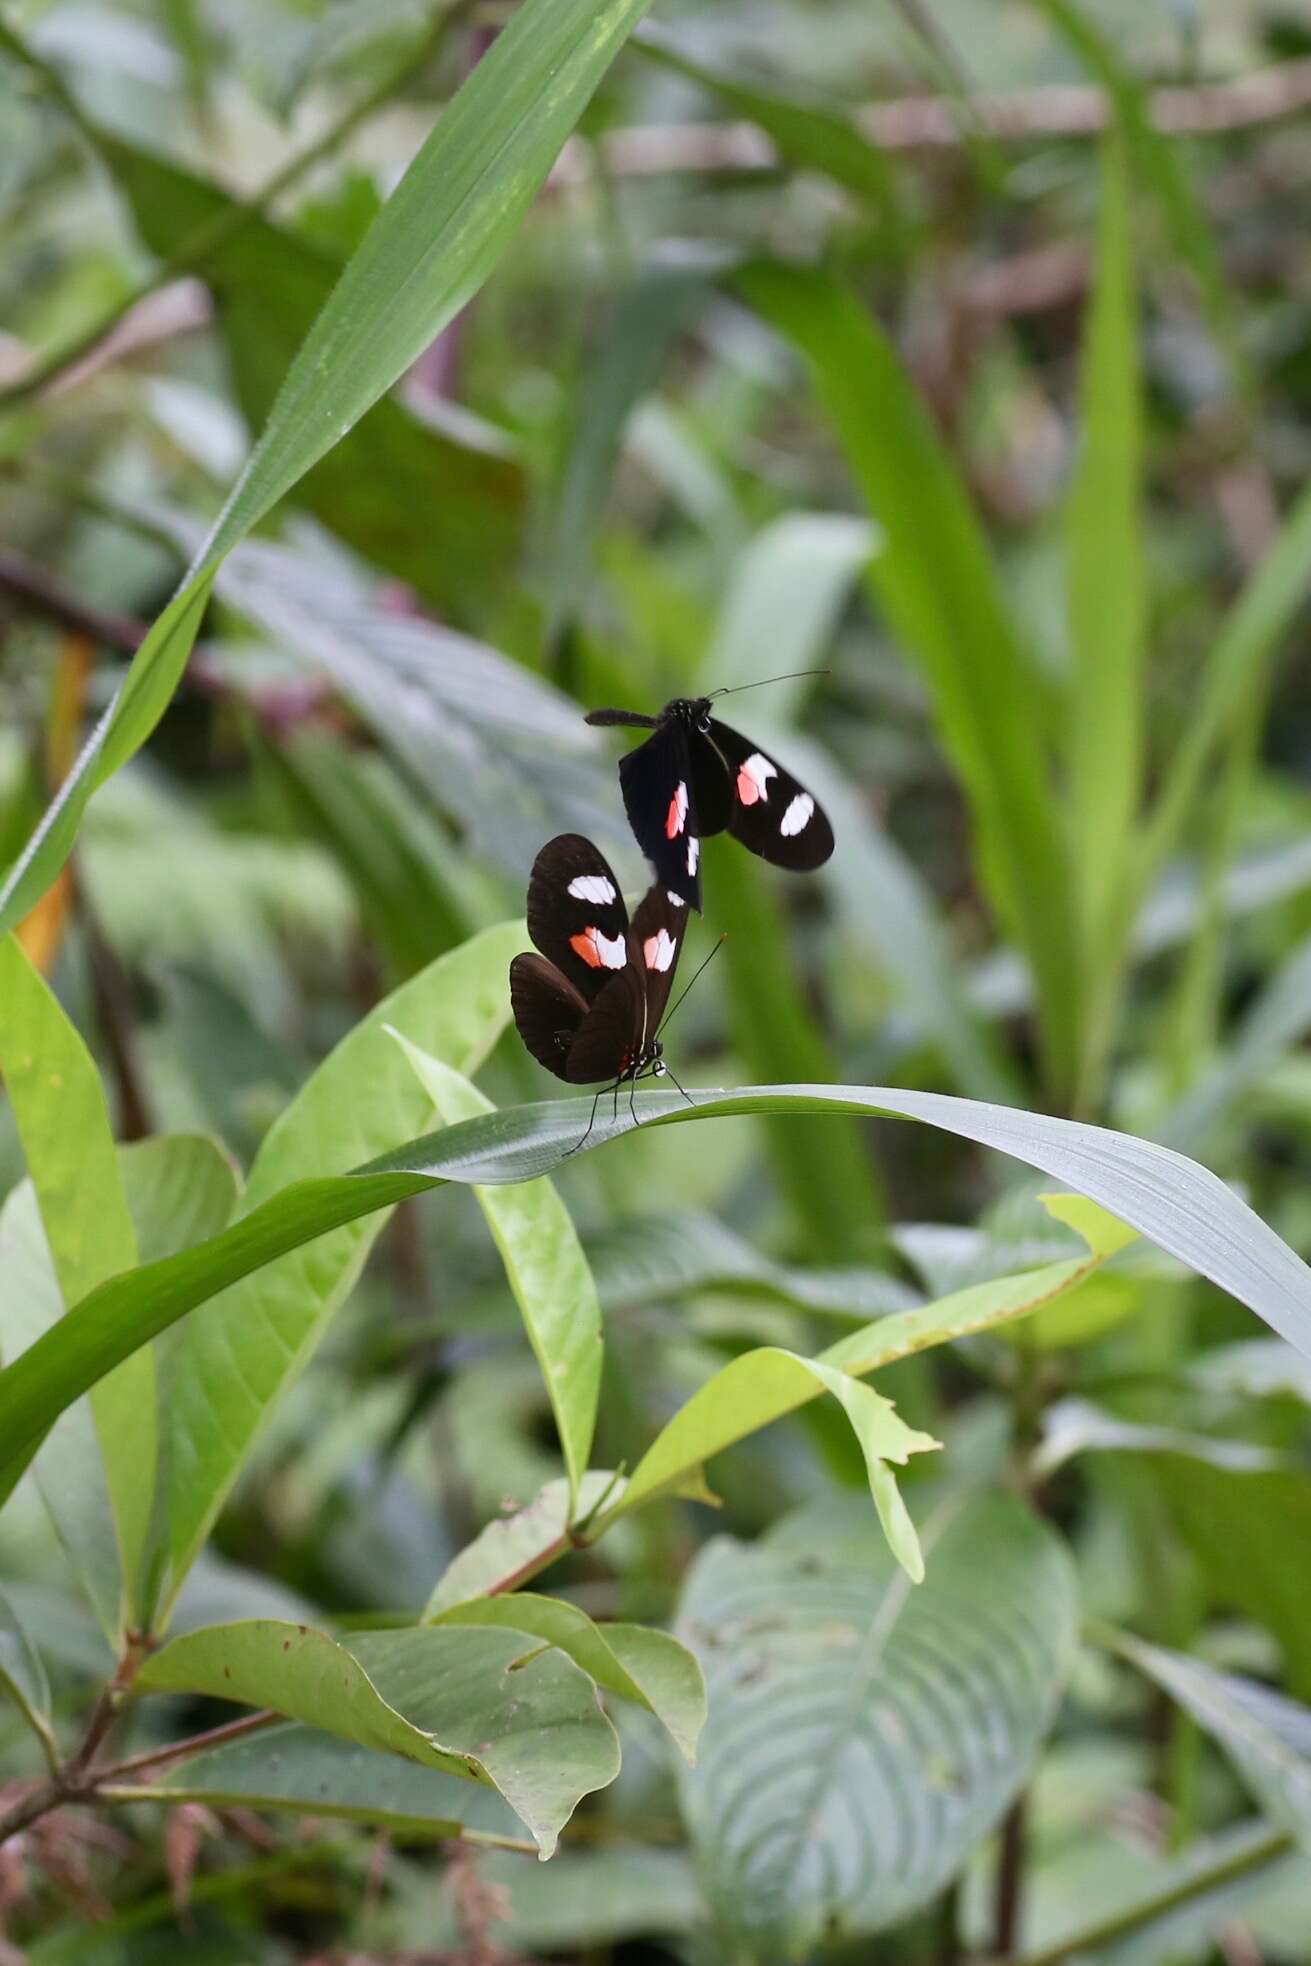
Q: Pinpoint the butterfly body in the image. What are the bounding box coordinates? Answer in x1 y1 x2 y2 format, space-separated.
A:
586 695 834 909
509 834 688 1103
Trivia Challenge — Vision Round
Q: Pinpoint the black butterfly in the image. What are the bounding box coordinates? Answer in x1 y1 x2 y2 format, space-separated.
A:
510 834 693 1145
585 694 834 910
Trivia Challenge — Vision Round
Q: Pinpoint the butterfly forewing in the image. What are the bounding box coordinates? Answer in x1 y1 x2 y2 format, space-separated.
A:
526 833 631 1000
629 880 689 1029
617 721 704 908
706 719 835 871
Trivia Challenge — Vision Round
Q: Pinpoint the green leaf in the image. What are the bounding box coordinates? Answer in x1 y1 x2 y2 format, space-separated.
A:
390 1847 704 1954
678 1493 1079 1953
596 1197 1126 1567
636 26 896 211
162 921 523 1603
6 1079 1310 1508
431 1594 705 1764
130 1720 532 1847
0 0 656 936
391 1037 603 1508
1113 1634 1311 1843
105 138 525 621
0 936 149 1630
136 1619 620 1856
740 264 1080 1099
0 1583 57 1766
0 1135 238 1638
703 511 877 702
1068 131 1143 961
427 1472 623 1613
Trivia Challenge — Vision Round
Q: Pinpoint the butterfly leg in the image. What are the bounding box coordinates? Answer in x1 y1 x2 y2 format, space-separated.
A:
661 1060 696 1109
565 1083 608 1157
628 1070 641 1131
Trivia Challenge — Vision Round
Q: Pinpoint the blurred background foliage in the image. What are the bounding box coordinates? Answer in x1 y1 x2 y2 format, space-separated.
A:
5 0 1311 1959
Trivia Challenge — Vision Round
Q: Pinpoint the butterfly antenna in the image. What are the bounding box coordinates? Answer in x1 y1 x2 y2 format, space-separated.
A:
657 933 726 1040
708 667 830 699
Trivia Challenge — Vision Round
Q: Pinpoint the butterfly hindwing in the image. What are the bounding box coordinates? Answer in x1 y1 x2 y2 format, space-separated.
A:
526 833 631 1001
617 722 704 909
509 953 590 1082
560 966 648 1084
706 719 835 872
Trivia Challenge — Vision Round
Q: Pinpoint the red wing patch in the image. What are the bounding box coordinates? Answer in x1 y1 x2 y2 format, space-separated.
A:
643 928 677 973
569 926 627 971
735 752 776 807
665 780 689 840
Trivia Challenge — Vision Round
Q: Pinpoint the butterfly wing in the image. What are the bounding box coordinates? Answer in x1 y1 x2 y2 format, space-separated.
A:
509 953 591 1082
617 722 705 909
706 719 835 872
526 834 631 1002
562 967 647 1084
629 879 689 1031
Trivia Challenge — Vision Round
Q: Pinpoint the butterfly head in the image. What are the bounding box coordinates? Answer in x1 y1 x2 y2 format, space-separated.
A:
664 696 715 734
648 1039 667 1077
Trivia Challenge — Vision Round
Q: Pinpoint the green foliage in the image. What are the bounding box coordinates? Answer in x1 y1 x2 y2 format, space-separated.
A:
5 2 1311 1957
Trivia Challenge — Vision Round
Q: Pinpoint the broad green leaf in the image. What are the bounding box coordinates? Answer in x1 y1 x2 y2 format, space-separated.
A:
0 0 656 936
427 1472 623 1613
636 26 896 210
1068 131 1143 961
1114 1634 1311 1842
6 1079 1311 1505
162 921 523 1602
678 1493 1079 1953
703 512 877 705
0 1135 238 1638
432 1594 705 1764
136 1619 620 1856
0 936 148 1630
0 1584 56 1766
105 138 525 620
390 1036 602 1507
389 1847 704 1954
739 264 1080 1099
129 1720 531 1847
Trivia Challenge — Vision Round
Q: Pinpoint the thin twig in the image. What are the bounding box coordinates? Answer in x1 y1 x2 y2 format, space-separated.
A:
98 1709 280 1784
544 53 1311 188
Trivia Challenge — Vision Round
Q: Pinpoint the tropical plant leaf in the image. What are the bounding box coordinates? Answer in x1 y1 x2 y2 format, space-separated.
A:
136 1619 620 1856
0 935 148 1631
6 1079 1311 1508
161 921 524 1605
677 1492 1079 1954
431 1594 705 1764
392 1037 603 1508
128 1719 532 1847
0 0 657 937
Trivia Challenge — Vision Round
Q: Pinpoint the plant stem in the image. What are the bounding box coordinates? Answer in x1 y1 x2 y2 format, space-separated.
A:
98 1708 279 1782
991 1792 1027 1957
0 1 471 410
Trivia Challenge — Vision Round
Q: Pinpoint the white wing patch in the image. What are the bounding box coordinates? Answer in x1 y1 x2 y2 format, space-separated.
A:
686 836 700 876
736 752 777 806
667 890 686 908
643 928 677 973
567 873 617 905
569 926 627 971
780 793 814 838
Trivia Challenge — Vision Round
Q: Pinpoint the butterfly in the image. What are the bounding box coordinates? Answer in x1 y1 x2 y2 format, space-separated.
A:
585 692 834 910
510 833 694 1146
